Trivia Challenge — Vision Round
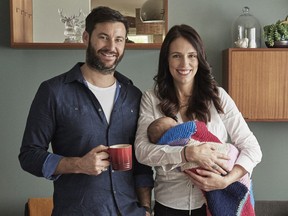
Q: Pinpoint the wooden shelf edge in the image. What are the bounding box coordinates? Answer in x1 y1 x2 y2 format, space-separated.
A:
10 42 85 49
224 48 288 51
10 42 162 49
245 119 288 122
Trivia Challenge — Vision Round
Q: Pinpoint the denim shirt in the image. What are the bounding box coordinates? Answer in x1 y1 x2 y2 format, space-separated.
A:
19 63 154 216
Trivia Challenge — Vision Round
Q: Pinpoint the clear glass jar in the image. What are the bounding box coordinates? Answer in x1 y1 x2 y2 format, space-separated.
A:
232 6 261 48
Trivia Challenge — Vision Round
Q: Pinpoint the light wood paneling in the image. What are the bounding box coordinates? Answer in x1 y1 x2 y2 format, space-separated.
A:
223 48 288 121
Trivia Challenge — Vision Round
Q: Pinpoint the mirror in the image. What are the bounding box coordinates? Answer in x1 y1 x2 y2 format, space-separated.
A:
10 0 168 49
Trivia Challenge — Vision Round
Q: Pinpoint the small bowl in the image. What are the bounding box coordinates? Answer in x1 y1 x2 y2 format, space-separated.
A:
265 40 288 48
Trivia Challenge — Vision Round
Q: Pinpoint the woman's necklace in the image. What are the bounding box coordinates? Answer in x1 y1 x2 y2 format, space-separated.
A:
179 93 190 110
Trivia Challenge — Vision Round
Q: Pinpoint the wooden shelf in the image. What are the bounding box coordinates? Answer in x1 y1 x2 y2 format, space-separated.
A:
10 42 162 49
10 0 167 49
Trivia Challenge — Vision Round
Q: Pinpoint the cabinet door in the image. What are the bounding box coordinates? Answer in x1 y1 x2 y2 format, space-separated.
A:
10 0 33 43
23 0 33 42
223 49 288 121
11 0 24 42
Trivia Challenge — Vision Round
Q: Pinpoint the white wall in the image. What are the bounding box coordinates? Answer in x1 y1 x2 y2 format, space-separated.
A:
33 0 90 42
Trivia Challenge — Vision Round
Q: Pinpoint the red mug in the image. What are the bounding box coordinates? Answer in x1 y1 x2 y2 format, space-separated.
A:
109 144 132 171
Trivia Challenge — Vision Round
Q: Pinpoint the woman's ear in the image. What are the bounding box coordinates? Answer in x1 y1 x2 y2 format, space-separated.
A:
82 31 89 46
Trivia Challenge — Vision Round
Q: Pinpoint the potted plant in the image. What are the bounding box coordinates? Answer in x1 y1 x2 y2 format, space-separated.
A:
263 16 288 47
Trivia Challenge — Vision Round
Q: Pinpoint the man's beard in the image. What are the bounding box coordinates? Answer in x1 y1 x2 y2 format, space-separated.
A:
86 42 124 75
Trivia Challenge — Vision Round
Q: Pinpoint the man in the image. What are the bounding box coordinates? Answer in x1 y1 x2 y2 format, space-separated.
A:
19 6 153 216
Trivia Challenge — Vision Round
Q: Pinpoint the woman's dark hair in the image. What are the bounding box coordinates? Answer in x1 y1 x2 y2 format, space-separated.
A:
85 6 129 36
154 24 223 123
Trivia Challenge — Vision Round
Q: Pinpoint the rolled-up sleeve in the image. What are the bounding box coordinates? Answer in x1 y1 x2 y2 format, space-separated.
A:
42 153 63 180
19 82 56 177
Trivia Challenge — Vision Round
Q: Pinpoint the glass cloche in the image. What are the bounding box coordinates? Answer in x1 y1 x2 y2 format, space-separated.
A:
232 6 261 48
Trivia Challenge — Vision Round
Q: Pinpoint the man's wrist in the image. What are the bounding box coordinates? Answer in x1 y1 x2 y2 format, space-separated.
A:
143 206 152 214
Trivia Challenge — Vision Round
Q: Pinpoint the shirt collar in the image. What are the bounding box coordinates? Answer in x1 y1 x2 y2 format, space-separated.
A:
64 62 85 84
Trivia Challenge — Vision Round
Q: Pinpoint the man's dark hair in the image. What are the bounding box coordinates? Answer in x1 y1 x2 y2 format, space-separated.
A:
85 6 129 36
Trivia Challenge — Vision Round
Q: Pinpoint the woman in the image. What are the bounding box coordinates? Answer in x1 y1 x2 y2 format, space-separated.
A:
135 24 262 216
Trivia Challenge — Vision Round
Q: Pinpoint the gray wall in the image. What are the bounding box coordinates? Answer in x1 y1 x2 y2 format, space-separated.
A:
1 0 287 215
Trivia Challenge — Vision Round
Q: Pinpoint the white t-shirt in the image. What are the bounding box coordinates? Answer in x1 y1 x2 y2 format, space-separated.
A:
87 81 116 123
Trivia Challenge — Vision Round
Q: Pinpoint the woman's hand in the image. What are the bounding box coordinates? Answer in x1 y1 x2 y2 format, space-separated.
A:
184 164 247 191
183 143 230 175
184 169 228 191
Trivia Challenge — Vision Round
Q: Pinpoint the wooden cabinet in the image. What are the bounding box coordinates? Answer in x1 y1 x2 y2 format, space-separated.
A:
10 0 33 43
222 48 288 121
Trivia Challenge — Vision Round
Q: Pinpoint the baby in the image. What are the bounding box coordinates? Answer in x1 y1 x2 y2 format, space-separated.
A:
147 117 232 172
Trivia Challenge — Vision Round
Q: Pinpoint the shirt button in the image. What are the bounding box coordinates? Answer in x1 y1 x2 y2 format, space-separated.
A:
113 190 116 194
98 108 102 112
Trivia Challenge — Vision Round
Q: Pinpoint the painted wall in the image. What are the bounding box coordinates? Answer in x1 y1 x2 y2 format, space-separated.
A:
1 0 288 215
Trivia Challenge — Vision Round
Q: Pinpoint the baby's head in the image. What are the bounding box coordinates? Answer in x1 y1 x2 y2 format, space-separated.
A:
147 117 178 143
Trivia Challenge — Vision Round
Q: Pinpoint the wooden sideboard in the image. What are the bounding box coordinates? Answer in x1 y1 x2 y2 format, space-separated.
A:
222 48 288 121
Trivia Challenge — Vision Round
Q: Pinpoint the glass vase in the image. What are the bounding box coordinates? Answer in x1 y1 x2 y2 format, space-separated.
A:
232 6 261 48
